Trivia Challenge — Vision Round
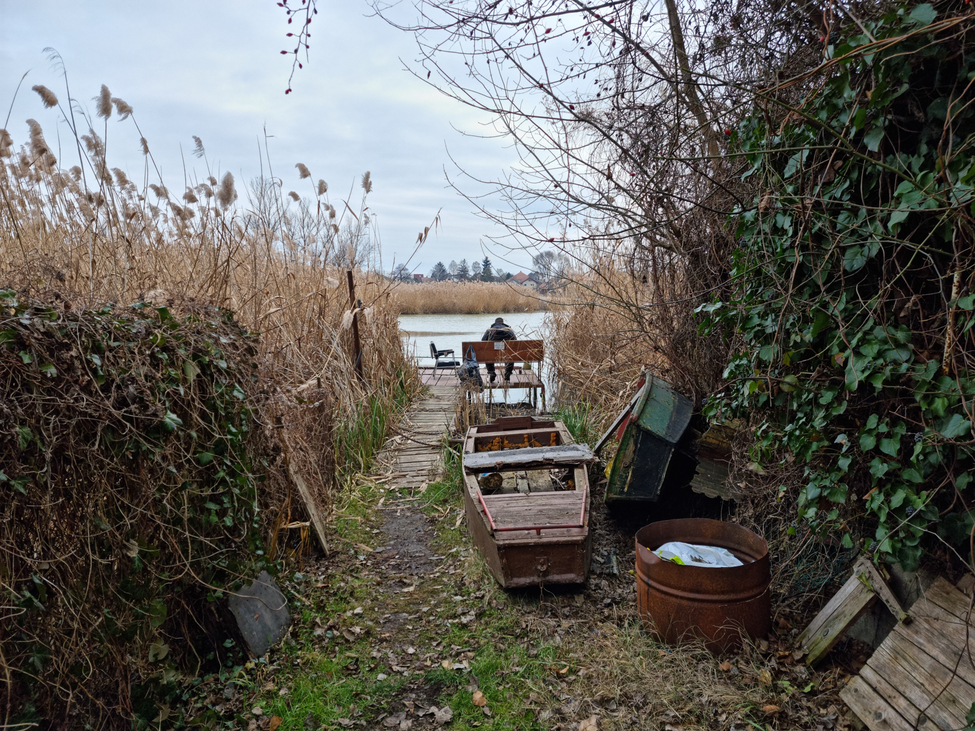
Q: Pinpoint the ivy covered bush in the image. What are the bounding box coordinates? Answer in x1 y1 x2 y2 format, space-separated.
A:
0 291 270 727
702 3 975 571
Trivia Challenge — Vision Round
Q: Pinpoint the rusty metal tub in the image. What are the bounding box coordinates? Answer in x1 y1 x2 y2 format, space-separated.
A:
635 519 770 652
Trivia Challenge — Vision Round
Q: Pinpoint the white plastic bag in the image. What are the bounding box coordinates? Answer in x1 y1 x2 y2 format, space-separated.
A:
653 541 743 567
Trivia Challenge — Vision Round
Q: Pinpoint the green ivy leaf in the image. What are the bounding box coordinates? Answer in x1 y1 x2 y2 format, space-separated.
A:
863 125 884 152
907 4 936 26
938 414 971 440
879 437 901 457
184 360 201 383
161 412 183 432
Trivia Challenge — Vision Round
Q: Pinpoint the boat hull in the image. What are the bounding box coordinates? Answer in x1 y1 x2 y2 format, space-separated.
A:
462 416 592 588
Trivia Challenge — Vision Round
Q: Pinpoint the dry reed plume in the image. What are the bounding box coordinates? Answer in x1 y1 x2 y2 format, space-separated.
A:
392 280 548 314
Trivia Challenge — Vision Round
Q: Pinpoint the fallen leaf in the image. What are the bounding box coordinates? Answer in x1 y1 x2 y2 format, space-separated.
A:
718 660 733 672
472 690 487 707
252 707 264 717
383 712 407 727
454 512 464 529
758 668 773 686
763 704 781 715
579 715 599 731
433 706 453 725
441 659 453 670
269 717 283 731
336 719 354 729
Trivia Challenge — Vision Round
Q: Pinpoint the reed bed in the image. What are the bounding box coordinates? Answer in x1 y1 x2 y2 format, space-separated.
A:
0 82 420 726
0 85 416 489
392 280 549 314
549 261 674 418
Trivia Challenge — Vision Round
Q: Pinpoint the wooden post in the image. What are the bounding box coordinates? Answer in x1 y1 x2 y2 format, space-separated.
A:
347 270 365 383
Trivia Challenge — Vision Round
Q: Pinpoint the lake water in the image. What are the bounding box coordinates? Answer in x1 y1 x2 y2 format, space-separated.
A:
399 311 553 403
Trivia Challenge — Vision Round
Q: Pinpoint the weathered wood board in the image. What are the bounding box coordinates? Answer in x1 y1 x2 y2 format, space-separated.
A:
797 557 907 666
463 444 594 472
840 576 975 731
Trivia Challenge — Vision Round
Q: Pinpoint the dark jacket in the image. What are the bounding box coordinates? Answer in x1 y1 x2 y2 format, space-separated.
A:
481 322 515 342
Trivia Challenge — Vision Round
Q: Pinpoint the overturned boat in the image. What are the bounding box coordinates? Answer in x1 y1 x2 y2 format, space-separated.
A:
461 416 594 588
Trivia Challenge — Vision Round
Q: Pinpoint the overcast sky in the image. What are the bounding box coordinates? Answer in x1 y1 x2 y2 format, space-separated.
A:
0 0 538 275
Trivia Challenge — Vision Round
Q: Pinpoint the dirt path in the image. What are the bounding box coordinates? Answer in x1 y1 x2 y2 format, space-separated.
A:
187 387 859 731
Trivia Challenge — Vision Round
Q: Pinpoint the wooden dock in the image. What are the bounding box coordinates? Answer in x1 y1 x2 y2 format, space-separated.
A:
380 379 457 490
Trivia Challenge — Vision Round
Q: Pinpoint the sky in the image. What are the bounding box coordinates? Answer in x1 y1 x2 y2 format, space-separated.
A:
0 0 538 275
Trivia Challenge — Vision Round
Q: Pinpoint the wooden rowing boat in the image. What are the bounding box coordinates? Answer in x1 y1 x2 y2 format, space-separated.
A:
461 415 594 588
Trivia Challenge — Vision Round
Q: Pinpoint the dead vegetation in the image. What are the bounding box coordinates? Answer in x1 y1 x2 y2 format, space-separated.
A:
392 280 548 315
0 81 420 726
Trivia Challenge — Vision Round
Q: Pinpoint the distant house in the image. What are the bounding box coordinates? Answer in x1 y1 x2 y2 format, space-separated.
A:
413 273 425 282
510 271 538 289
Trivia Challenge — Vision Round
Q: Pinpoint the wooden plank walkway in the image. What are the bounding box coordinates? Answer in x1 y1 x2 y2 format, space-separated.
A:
377 382 457 490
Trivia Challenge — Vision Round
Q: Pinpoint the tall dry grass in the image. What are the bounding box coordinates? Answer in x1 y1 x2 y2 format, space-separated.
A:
0 83 419 524
547 247 725 419
0 81 427 726
392 280 548 314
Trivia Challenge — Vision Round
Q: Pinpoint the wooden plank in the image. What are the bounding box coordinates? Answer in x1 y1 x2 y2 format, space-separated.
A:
920 576 975 623
842 578 975 731
892 603 975 690
469 416 556 433
278 427 330 553
463 444 594 472
797 557 879 665
484 491 585 507
869 631 974 730
958 573 975 597
460 340 544 364
840 676 914 731
857 666 949 731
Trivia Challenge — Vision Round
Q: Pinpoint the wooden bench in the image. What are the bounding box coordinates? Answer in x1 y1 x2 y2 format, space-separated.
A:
460 339 544 365
459 339 546 409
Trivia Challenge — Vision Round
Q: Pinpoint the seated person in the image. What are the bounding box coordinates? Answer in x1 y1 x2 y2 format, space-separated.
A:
481 317 515 383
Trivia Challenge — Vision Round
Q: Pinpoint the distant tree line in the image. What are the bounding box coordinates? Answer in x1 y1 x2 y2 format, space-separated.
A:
391 251 568 283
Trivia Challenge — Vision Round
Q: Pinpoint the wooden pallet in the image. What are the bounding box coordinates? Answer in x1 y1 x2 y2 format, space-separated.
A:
840 576 975 731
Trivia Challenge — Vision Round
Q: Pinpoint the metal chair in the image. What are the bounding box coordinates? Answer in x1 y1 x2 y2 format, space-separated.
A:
430 341 459 368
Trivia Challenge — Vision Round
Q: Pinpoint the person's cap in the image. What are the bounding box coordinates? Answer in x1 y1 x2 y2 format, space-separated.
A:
494 317 505 324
